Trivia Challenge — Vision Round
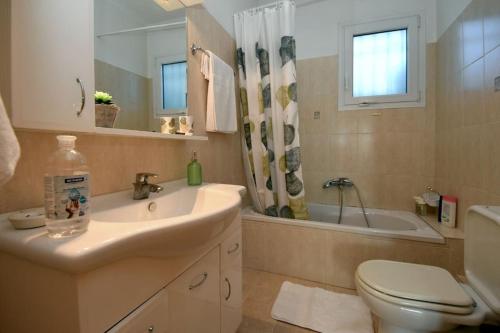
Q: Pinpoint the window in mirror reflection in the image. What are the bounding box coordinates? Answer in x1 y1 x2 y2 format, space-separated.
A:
162 61 187 111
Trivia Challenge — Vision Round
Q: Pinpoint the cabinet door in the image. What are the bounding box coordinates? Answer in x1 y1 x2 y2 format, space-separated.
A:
167 247 220 333
107 289 168 333
11 0 95 132
221 229 243 333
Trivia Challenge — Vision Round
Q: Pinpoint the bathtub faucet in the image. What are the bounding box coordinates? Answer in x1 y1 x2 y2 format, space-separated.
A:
322 177 370 228
322 177 353 189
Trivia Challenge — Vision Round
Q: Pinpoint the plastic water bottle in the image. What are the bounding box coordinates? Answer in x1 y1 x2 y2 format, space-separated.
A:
44 135 90 238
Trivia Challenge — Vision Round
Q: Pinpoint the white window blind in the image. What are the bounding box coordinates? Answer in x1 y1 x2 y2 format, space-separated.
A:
352 29 407 98
162 61 187 110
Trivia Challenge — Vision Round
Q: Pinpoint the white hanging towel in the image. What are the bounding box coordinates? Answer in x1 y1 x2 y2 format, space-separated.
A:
0 94 20 185
201 50 237 133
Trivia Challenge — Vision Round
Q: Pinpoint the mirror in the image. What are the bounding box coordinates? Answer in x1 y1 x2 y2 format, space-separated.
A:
94 0 187 132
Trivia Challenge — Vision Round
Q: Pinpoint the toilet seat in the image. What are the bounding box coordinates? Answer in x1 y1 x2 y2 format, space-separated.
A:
356 260 475 314
356 273 474 315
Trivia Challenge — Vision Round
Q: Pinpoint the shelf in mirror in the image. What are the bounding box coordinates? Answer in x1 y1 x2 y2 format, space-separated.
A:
95 127 208 141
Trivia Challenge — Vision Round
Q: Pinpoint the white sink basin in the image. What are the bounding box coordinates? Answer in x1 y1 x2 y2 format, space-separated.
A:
0 180 245 273
92 183 236 223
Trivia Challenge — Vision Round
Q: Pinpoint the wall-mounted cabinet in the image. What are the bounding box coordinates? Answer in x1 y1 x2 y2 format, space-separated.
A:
11 0 95 132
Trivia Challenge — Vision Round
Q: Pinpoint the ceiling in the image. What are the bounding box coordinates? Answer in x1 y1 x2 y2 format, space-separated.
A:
102 0 186 26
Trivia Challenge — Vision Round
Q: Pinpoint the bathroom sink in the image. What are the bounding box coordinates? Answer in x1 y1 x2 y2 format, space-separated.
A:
91 183 234 223
0 180 245 273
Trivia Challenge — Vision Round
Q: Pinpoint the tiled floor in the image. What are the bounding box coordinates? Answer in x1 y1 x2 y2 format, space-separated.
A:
237 268 368 333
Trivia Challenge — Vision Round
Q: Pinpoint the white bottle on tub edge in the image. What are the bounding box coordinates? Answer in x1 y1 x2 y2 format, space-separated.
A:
44 135 90 238
441 195 457 228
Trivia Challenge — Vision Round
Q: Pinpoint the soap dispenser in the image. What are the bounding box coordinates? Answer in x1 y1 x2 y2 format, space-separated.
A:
187 151 202 186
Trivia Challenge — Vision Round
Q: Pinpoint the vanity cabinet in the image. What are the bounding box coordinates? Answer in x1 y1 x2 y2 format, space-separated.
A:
107 289 169 333
107 235 242 333
104 235 242 333
11 0 95 132
221 229 243 333
167 246 221 333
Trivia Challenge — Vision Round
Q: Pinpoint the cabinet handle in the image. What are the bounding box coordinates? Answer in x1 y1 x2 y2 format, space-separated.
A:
148 325 154 332
188 272 208 290
227 243 239 254
224 277 231 301
76 78 86 117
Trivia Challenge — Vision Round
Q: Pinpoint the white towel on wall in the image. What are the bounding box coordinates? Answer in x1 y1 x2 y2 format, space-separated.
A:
272 281 374 333
0 94 20 186
201 51 237 133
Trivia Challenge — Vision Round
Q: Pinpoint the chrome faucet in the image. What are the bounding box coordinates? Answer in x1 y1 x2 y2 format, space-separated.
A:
322 176 370 228
133 173 164 200
322 177 353 189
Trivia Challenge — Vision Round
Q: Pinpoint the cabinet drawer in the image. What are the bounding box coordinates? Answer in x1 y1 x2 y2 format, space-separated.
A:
167 246 220 333
221 228 242 269
107 289 168 333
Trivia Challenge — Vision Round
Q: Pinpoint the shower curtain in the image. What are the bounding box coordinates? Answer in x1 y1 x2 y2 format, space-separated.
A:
234 0 308 220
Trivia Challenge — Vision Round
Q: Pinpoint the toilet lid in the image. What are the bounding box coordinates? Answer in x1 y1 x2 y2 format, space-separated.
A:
357 260 474 307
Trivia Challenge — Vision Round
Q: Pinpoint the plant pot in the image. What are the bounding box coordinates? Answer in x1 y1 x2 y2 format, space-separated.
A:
95 103 120 128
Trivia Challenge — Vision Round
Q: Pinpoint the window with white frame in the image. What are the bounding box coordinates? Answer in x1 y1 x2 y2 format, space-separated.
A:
153 55 187 117
339 15 425 110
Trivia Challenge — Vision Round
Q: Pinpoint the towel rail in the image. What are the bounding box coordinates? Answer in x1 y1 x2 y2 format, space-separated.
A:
191 43 236 76
191 43 209 56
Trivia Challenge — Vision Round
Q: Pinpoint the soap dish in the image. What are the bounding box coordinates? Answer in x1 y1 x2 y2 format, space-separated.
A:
8 208 47 229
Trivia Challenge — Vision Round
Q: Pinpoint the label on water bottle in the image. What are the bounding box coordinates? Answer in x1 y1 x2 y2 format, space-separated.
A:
44 174 90 221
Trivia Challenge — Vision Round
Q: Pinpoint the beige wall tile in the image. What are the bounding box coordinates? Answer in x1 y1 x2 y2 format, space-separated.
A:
435 0 500 231
330 134 358 173
357 112 384 134
460 125 489 189
243 220 459 290
357 133 387 176
298 44 437 211
484 46 500 123
462 58 486 126
301 134 331 173
382 174 416 211
384 132 415 175
330 111 357 134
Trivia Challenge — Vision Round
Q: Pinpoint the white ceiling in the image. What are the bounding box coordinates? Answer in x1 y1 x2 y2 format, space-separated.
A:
101 0 186 26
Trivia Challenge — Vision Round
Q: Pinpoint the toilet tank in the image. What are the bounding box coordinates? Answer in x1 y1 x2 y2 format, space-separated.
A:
465 206 500 316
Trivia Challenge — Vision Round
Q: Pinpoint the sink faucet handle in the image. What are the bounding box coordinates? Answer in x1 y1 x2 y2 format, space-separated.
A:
136 172 158 183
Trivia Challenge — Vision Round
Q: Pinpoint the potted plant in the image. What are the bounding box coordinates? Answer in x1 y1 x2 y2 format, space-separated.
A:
94 91 120 128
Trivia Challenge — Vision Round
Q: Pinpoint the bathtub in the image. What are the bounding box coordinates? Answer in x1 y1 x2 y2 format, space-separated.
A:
242 203 444 244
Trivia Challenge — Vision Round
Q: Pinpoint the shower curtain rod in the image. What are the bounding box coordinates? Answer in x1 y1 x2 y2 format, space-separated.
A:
96 20 186 38
247 0 328 12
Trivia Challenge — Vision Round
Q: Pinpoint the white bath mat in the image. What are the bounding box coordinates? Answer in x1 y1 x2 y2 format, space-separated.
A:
271 281 373 333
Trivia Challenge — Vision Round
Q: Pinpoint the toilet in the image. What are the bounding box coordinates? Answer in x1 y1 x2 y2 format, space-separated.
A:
355 205 500 333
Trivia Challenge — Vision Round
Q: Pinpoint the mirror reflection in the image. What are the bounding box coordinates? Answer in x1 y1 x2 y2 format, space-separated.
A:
94 0 187 132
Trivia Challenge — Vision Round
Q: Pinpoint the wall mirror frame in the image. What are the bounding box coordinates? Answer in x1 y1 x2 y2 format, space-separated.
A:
11 0 207 141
